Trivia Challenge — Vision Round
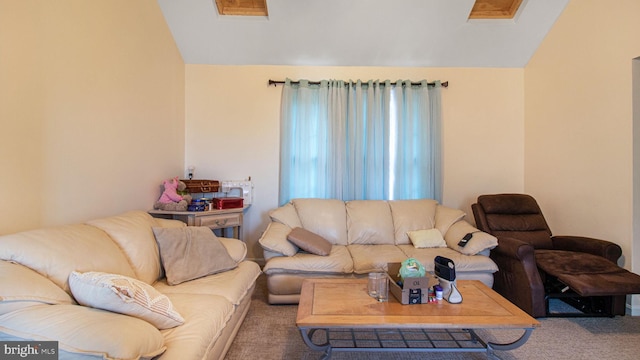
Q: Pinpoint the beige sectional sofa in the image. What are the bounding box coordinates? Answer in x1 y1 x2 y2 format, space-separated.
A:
0 211 261 360
259 198 499 304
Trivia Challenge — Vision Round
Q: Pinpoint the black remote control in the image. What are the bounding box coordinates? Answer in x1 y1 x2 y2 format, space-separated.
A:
458 232 474 247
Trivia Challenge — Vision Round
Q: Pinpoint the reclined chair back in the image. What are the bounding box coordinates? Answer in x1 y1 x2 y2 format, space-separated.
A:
473 194 553 250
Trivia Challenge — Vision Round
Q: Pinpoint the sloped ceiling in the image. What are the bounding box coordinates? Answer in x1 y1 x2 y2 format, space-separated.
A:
157 0 569 68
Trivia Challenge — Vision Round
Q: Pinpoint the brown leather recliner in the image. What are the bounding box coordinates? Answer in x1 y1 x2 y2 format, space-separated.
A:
472 193 640 318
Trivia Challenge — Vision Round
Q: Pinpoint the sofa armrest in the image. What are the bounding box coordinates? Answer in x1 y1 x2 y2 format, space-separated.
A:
258 222 298 257
218 237 247 263
153 218 186 228
551 235 622 263
490 236 546 317
444 220 497 256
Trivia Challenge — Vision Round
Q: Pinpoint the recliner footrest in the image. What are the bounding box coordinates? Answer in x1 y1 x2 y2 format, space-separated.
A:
536 249 640 297
557 271 640 297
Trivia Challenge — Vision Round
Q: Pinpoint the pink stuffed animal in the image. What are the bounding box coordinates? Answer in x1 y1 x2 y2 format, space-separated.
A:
158 177 183 203
154 177 192 211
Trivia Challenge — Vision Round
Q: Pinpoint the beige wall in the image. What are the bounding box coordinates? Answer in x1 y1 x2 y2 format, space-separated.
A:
525 0 640 312
5 0 637 311
525 0 639 262
0 0 185 234
185 65 525 260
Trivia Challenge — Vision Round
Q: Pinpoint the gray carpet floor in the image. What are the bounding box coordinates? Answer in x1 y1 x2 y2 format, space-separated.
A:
225 275 640 359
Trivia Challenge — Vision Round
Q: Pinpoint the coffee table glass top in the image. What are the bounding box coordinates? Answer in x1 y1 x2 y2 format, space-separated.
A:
297 278 540 329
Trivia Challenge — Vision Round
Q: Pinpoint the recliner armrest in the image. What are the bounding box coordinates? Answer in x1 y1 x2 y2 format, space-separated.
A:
551 235 622 263
490 236 546 317
492 236 535 262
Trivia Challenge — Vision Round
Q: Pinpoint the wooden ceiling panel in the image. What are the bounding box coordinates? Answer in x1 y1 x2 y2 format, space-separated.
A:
215 0 268 16
469 0 523 19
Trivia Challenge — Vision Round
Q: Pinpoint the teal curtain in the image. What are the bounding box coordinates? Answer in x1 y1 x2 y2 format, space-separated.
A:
279 79 442 205
390 80 442 200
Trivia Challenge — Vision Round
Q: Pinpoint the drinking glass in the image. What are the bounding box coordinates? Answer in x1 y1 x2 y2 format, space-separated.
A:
368 272 384 298
376 275 389 302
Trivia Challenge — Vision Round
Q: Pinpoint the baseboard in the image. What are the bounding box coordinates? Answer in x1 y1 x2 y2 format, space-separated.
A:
626 301 640 316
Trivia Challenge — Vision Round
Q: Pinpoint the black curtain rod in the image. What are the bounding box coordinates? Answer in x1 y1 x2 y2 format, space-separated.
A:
268 79 448 88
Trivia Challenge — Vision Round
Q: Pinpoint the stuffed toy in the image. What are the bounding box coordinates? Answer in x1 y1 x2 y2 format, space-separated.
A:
153 177 192 211
398 258 426 280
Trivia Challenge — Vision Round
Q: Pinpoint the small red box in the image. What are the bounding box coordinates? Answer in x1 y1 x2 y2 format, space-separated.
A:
213 197 244 209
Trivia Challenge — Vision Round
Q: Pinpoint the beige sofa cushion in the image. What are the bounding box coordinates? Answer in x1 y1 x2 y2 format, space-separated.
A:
389 199 438 245
0 261 75 316
159 293 234 360
155 261 261 306
347 244 409 274
435 205 466 236
87 211 164 285
398 245 499 273
0 223 136 292
346 200 395 245
0 304 166 359
293 199 348 245
69 271 184 329
262 245 353 274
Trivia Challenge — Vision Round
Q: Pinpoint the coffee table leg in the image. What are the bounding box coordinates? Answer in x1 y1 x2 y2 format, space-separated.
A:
469 328 534 359
299 328 332 359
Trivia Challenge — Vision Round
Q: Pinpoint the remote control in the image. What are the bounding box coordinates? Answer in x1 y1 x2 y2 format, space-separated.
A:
458 232 474 247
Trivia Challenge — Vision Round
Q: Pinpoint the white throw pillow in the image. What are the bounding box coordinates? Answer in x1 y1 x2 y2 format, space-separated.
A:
69 271 184 329
407 229 447 248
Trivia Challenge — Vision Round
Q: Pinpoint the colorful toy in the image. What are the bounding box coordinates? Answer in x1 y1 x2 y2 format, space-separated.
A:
398 258 426 280
154 177 192 211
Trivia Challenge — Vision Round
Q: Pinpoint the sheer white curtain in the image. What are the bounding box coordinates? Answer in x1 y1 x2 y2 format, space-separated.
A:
279 79 442 205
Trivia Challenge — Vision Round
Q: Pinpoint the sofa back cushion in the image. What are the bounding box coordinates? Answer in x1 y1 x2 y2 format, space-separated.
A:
292 199 348 245
434 205 466 236
86 211 166 284
0 261 76 316
346 200 395 245
0 223 136 294
388 199 438 245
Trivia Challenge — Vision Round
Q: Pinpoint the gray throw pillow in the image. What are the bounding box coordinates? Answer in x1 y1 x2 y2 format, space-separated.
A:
287 227 332 256
153 226 238 285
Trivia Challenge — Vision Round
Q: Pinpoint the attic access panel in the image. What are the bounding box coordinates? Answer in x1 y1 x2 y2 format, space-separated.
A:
469 0 523 19
215 0 268 16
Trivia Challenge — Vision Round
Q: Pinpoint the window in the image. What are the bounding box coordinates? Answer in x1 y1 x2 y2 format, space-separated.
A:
279 79 442 205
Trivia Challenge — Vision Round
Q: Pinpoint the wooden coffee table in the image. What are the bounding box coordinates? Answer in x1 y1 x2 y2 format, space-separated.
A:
297 278 540 359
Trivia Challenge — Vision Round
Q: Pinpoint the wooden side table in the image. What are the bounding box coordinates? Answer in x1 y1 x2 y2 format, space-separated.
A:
149 207 246 241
